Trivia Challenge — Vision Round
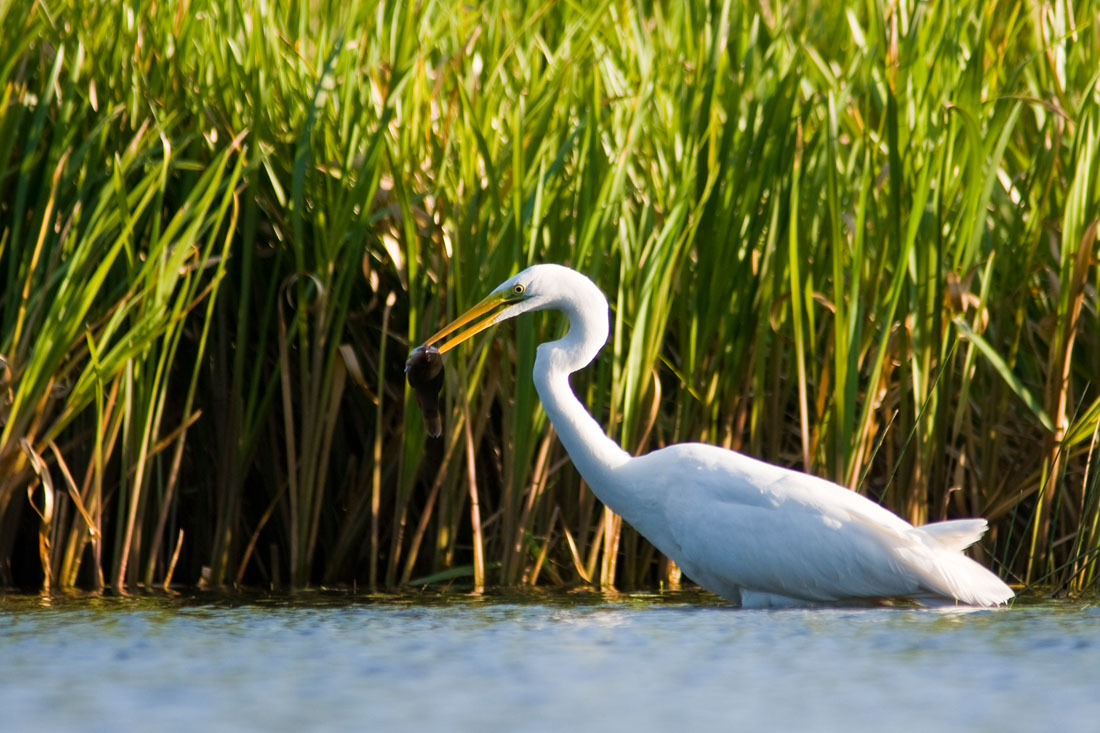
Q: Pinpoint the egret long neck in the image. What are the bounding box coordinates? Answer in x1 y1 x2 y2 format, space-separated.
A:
532 301 631 499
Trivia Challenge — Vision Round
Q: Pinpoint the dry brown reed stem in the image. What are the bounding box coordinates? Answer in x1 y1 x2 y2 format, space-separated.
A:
462 401 485 592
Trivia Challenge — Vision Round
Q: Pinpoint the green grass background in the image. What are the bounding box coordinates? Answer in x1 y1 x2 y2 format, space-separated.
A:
1 0 1098 595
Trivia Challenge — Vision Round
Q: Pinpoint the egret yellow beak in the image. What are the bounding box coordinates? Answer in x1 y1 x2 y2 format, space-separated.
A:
424 291 512 354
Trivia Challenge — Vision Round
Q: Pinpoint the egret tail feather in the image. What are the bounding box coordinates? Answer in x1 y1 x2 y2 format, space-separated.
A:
916 519 989 552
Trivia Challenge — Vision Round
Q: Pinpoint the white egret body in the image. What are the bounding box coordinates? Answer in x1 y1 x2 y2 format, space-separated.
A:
425 264 1013 608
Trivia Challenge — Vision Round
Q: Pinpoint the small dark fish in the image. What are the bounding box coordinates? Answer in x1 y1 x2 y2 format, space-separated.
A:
405 345 445 438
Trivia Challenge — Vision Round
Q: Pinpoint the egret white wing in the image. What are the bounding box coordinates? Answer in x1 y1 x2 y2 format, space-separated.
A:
618 443 1010 605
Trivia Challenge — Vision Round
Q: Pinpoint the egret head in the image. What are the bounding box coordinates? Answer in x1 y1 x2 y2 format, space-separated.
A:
423 264 594 354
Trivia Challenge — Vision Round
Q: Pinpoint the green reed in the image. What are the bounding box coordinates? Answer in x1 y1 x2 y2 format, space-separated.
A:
1 0 1097 596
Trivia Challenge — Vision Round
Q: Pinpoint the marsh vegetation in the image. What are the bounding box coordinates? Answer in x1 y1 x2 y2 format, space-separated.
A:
1 0 1098 596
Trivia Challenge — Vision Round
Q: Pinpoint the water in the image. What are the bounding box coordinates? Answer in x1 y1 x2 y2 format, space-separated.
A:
1 591 1097 732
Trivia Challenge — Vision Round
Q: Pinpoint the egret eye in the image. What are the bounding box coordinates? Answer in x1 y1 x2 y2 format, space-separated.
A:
512 283 526 296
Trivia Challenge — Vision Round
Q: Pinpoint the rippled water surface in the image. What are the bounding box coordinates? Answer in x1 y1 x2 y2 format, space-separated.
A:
2 591 1097 731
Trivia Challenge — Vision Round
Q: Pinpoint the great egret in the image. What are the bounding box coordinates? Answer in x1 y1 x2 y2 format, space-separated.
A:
421 264 1013 608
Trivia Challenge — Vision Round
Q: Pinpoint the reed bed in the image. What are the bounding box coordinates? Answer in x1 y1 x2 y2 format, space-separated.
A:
1 0 1097 595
